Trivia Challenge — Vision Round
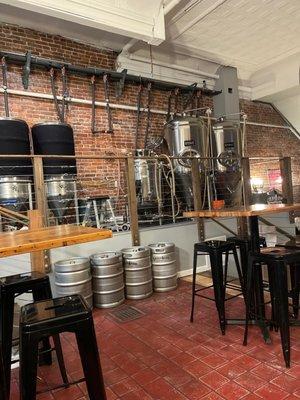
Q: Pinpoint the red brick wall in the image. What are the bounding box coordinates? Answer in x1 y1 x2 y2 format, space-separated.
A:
0 23 299 200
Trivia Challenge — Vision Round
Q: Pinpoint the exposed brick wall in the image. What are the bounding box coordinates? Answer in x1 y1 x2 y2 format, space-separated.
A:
0 23 299 202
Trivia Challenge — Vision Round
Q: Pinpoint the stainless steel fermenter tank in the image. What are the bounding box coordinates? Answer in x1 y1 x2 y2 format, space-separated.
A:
211 121 242 207
0 118 32 212
164 117 207 210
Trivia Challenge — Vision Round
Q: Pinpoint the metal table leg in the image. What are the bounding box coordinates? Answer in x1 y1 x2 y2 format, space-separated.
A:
249 215 271 343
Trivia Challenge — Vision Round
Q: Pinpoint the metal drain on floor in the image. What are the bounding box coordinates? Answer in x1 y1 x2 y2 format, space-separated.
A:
108 305 145 323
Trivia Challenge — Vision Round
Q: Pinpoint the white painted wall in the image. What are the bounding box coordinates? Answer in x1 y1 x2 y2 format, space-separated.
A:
274 94 300 133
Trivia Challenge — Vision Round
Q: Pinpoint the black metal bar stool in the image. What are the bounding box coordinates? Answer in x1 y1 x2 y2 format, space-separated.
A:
243 246 300 368
190 240 245 334
0 343 7 400
19 294 107 400
228 236 267 278
0 272 68 399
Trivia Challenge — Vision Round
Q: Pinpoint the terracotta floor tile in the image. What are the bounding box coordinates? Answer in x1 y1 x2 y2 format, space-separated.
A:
234 371 266 392
183 359 213 378
271 373 300 393
12 279 300 400
217 381 249 400
177 378 212 399
233 354 261 370
104 367 128 386
200 370 230 390
110 377 140 396
36 393 55 400
201 392 226 399
201 353 228 368
187 344 211 358
251 363 282 380
52 384 84 400
132 368 160 387
242 394 264 400
105 387 119 400
152 360 193 388
144 378 188 400
217 362 247 379
286 364 300 379
120 388 153 399
255 383 290 400
158 343 183 359
172 352 197 366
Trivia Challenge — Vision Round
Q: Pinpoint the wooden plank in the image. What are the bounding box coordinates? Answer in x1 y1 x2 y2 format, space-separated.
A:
33 156 48 226
235 157 252 237
241 157 252 207
183 203 300 218
126 156 140 246
280 157 294 205
0 206 28 220
191 158 205 241
28 210 45 273
280 157 294 223
0 225 112 258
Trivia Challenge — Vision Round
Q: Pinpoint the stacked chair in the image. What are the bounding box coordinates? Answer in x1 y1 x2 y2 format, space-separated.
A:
0 271 106 400
243 245 300 368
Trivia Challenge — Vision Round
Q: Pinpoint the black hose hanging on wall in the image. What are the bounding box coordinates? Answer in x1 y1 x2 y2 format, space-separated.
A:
1 57 10 117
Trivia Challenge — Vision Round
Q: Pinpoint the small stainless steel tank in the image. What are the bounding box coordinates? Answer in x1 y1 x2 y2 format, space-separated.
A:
90 251 125 308
54 257 93 307
122 246 153 300
148 242 177 292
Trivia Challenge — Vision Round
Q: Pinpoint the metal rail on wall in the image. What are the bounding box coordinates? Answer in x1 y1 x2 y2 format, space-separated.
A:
0 154 296 246
0 50 221 96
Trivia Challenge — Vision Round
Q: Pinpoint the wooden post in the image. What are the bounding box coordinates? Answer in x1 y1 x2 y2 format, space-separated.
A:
191 158 205 241
28 209 45 273
125 156 140 246
238 157 252 237
33 156 48 226
280 156 294 222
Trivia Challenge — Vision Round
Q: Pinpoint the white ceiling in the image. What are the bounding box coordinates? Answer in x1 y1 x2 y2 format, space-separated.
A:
0 0 300 98
164 0 300 79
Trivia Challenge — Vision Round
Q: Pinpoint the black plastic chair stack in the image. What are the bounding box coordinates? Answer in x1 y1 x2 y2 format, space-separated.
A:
0 272 68 399
19 294 107 400
244 246 300 368
190 240 245 334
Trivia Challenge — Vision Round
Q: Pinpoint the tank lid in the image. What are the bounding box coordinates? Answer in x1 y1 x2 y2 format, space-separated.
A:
0 117 28 125
32 122 73 129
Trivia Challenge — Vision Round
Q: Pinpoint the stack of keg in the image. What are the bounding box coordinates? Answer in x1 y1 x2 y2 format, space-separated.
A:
148 242 177 292
90 251 125 308
54 257 93 307
121 246 153 299
53 242 178 309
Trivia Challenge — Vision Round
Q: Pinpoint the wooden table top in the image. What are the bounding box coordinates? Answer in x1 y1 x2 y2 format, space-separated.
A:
0 225 112 258
183 203 300 218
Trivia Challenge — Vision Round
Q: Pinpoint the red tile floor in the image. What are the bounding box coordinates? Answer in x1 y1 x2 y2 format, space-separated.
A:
9 280 300 399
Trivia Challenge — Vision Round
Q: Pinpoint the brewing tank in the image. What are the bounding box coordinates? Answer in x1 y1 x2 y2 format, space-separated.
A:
31 122 76 176
0 118 32 211
164 117 207 210
211 121 242 207
31 123 77 222
134 149 157 205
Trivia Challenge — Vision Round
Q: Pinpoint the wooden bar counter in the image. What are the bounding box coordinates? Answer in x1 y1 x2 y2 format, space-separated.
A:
0 225 112 258
184 203 300 219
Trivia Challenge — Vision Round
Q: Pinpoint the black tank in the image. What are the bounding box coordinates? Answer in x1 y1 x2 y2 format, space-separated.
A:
0 118 32 176
31 122 77 175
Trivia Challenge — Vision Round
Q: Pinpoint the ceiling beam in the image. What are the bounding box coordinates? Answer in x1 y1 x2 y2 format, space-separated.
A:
167 0 228 40
0 0 166 45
